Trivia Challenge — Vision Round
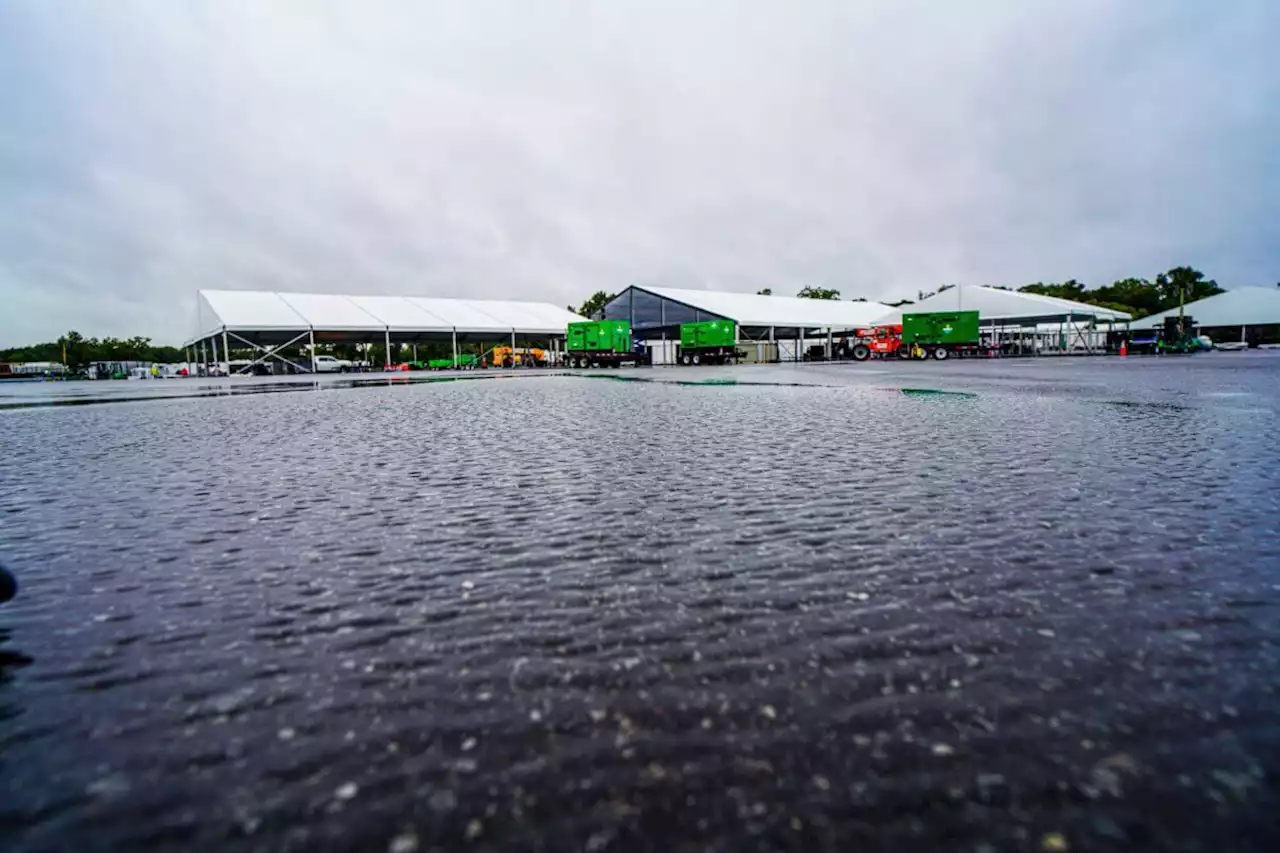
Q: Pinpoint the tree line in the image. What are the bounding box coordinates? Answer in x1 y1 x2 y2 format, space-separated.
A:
0 330 186 367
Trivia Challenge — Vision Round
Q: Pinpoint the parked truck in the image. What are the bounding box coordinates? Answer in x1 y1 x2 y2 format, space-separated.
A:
851 310 983 361
565 320 643 368
678 320 744 365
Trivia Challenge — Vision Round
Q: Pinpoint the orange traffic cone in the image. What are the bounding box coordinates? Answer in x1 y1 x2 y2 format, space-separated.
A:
1119 340 1127 357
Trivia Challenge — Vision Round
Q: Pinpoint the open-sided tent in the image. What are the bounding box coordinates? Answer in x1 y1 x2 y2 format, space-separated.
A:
872 285 1131 325
189 290 585 374
1129 287 1280 334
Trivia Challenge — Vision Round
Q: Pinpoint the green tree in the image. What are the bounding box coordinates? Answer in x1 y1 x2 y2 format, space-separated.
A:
1020 279 1088 301
570 290 616 318
797 286 840 300
1154 266 1222 309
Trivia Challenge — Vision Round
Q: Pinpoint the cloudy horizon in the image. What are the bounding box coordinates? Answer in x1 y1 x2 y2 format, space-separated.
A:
2 0 1278 345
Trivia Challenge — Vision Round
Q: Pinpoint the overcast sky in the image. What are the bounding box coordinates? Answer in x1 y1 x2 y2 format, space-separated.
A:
1 1 1277 344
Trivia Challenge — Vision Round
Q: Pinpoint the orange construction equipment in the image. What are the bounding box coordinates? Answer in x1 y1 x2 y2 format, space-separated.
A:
850 324 906 360
490 346 547 368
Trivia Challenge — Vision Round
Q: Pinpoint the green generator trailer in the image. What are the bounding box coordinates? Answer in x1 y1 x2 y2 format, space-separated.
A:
900 310 982 360
565 320 643 368
426 354 479 370
677 320 744 365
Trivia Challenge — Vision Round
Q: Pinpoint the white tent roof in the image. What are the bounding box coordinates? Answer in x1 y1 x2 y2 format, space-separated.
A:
640 285 891 329
346 296 453 331
1129 287 1280 329
194 290 584 340
277 292 386 330
873 285 1131 325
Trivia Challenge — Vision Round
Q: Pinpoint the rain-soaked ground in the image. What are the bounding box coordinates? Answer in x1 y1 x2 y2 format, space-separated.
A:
2 354 1279 853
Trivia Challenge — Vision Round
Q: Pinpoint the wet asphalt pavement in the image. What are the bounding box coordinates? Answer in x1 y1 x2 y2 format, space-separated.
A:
1 354 1279 852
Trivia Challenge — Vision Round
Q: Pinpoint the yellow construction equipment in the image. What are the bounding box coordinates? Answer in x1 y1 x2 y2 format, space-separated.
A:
489 346 547 368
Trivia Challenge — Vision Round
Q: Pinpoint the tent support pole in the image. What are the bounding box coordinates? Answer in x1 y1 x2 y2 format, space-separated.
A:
384 329 392 370
309 330 317 374
412 343 418 363
228 330 312 374
510 330 516 368
212 335 220 375
222 329 230 375
451 329 459 368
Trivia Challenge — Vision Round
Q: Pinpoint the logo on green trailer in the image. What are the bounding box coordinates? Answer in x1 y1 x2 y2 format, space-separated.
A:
942 325 953 335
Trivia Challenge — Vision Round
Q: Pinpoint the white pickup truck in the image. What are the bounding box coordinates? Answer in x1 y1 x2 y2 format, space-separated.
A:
313 355 355 373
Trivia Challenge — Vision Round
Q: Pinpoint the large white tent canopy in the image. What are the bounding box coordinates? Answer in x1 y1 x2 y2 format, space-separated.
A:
640 285 891 329
192 289 585 343
873 285 1131 325
1130 287 1280 329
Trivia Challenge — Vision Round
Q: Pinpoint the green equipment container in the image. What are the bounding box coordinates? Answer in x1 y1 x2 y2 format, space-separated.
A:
901 311 980 345
427 354 479 369
567 320 632 353
680 320 736 349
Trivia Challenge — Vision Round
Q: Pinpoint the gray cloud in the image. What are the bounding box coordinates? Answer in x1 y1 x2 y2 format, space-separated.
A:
1 0 1277 344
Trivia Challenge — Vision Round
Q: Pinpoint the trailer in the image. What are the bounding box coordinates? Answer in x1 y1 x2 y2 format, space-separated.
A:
678 320 744 365
565 320 643 368
851 311 984 361
425 354 479 370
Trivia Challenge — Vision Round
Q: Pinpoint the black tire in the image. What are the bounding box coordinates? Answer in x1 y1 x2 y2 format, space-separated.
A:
691 353 701 365
680 353 692 366
590 359 601 369
852 344 871 362
933 347 949 361
898 346 913 360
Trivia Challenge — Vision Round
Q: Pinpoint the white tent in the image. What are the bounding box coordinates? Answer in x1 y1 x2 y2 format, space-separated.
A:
639 285 891 329
873 285 1131 325
189 289 586 375
1129 287 1280 329
194 290 583 340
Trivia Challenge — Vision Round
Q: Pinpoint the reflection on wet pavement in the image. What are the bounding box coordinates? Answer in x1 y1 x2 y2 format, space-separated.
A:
1 355 1278 852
